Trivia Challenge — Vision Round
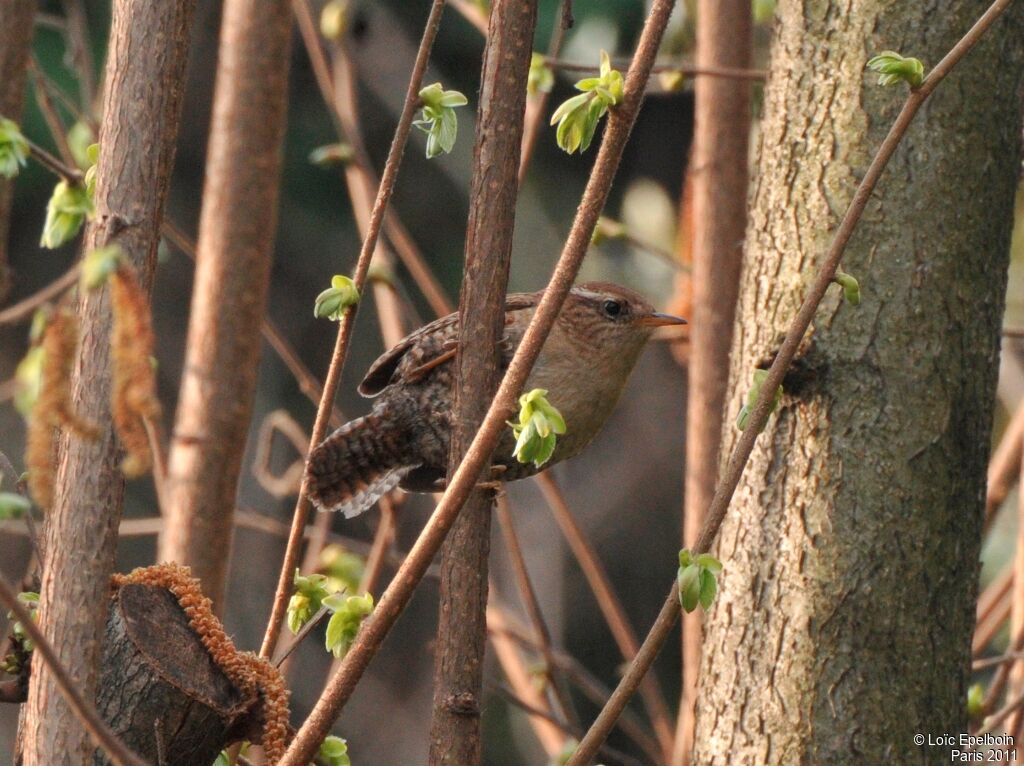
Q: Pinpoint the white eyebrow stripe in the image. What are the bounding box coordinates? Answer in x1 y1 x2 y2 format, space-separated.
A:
573 288 613 302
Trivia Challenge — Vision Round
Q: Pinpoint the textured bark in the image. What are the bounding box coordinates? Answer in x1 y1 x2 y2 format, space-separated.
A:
158 0 292 612
428 1 538 763
93 585 254 766
0 0 36 302
23 1 196 762
676 1 751 764
694 3 1024 764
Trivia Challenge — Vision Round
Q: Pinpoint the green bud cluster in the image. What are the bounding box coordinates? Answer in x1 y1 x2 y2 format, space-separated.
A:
414 83 469 159
550 51 623 154
509 388 567 468
677 550 722 613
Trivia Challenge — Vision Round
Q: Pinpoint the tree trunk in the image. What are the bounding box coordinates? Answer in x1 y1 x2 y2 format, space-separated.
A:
22 1 196 761
0 0 36 302
428 1 537 763
676 0 751 763
694 2 1024 764
158 0 292 612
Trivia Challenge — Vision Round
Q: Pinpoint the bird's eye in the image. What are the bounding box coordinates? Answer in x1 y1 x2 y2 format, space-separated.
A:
602 300 623 318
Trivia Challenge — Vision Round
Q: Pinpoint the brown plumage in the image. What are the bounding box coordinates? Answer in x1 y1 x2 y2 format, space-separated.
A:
305 282 685 517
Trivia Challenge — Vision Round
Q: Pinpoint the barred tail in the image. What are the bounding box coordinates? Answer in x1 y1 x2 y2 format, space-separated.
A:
305 413 417 518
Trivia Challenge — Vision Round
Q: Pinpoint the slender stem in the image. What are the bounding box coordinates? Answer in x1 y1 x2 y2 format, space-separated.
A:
273 605 330 668
26 138 83 184
517 0 571 185
543 55 766 81
278 0 678 760
159 220 345 429
567 1 1020 760
259 0 448 662
0 265 80 325
0 575 148 766
536 473 675 757
27 59 76 166
495 495 577 728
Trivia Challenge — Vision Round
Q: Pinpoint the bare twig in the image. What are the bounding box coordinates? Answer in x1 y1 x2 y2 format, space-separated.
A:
517 0 571 185
986 398 1024 529
278 0 679 761
495 495 577 728
535 473 675 757
27 58 76 166
0 574 147 766
159 220 345 429
259 0 449 662
543 55 766 81
0 265 80 325
273 605 330 668
568 2 1021 760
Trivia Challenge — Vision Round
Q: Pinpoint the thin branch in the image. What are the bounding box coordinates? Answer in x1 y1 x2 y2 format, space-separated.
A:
518 0 571 185
159 220 345 429
536 473 675 757
273 605 330 668
487 683 646 766
27 58 76 166
974 651 1024 672
986 397 1024 529
543 55 766 81
0 574 148 766
567 0 1020 760
488 616 661 763
278 0 679 761
259 0 449 662
978 688 1024 736
495 494 578 729
0 265 80 325
25 137 83 184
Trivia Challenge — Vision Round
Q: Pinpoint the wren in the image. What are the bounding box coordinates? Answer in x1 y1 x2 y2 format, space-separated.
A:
305 282 686 517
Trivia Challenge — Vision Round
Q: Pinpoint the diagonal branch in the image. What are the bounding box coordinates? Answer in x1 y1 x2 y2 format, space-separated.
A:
277 0 679 761
567 1 1021 761
259 0 449 662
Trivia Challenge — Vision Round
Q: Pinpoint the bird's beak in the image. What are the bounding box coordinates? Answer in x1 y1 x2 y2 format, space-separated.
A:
636 311 687 327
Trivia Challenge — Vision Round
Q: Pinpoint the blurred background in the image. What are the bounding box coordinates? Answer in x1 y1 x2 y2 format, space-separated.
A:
1 0 1022 764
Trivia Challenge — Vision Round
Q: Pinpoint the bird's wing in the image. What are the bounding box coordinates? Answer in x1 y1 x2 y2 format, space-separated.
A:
357 293 535 397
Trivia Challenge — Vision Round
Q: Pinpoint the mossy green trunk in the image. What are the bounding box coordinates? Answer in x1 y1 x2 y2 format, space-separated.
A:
694 2 1024 764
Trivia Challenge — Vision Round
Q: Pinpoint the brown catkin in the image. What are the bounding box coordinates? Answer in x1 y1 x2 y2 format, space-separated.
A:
109 265 161 478
112 564 290 763
25 308 99 509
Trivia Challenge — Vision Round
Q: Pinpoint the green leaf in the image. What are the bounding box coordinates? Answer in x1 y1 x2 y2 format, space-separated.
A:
415 83 468 159
833 271 861 306
81 245 124 290
0 117 30 180
287 570 334 634
678 549 693 568
320 736 351 766
67 122 96 170
698 568 718 610
527 52 554 96
314 275 360 321
15 346 45 418
967 682 985 723
319 544 365 594
737 369 783 432
696 554 723 573
0 492 30 520
866 50 924 88
324 593 374 658
40 180 93 249
678 564 701 613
